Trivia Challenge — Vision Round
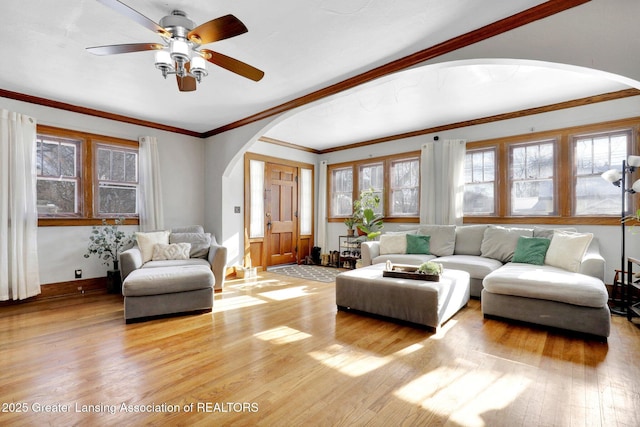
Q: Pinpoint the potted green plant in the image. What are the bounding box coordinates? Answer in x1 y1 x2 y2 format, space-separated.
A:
416 261 443 281
344 216 356 236
353 188 384 241
84 217 133 271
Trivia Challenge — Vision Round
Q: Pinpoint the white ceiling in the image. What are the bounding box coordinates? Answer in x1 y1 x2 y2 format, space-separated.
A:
0 0 635 151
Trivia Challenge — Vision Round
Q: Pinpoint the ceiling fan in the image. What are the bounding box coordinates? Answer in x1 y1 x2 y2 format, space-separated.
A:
87 0 264 92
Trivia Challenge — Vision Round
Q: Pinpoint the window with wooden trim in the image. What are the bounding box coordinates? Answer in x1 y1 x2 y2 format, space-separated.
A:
463 118 638 225
36 126 139 225
95 143 138 216
573 129 630 216
389 157 420 216
464 147 496 216
330 166 354 217
509 140 556 216
328 151 420 220
358 162 384 215
36 134 82 216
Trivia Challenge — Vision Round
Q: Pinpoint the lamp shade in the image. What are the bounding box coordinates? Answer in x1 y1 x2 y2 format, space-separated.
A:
601 168 622 183
154 50 173 70
628 156 640 167
170 39 190 63
631 179 640 193
190 55 208 75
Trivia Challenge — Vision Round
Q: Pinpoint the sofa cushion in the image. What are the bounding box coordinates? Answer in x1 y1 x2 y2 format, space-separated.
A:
372 253 436 266
136 230 171 263
483 263 608 308
480 226 533 263
512 236 551 265
379 234 407 255
151 243 191 261
435 255 503 280
170 232 212 258
454 225 488 255
142 258 211 269
171 225 205 234
533 226 577 239
123 265 214 296
417 225 455 256
545 230 593 273
406 234 430 254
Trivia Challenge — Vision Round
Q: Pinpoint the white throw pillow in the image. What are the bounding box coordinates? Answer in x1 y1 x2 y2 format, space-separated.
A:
379 234 407 255
545 230 593 272
151 243 191 261
136 230 171 263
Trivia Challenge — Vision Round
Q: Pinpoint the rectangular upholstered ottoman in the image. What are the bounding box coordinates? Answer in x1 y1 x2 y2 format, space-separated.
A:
335 263 470 330
122 265 214 322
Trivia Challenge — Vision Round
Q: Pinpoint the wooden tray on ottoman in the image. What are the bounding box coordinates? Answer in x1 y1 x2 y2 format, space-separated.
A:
382 264 440 282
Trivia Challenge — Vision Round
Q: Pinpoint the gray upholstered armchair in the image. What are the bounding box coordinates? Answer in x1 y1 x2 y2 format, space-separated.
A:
120 225 228 291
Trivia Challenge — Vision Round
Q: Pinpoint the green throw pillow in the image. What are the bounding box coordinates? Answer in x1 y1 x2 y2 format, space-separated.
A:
406 234 431 254
512 236 551 265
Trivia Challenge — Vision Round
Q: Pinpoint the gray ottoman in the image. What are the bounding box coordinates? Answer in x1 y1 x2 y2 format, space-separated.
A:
122 265 214 323
335 264 470 330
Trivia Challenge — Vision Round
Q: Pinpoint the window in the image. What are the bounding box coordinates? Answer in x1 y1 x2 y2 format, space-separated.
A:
390 157 419 216
358 162 383 215
574 129 630 215
509 140 555 216
331 167 353 217
463 118 638 225
464 148 496 216
36 126 139 225
95 144 138 216
36 135 82 216
328 151 420 221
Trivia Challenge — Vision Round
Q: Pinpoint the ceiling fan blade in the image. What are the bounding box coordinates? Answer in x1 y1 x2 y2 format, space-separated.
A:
97 0 170 37
188 14 248 45
176 63 197 92
86 43 164 55
201 49 264 82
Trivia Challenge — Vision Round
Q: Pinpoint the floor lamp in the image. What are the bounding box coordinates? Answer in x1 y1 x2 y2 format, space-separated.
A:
601 156 640 315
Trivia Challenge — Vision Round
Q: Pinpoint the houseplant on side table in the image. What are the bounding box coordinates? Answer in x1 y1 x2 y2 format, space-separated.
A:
84 217 133 293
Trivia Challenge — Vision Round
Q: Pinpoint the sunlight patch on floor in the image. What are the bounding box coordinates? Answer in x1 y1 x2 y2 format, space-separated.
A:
254 326 312 344
258 286 311 301
394 360 532 427
308 344 392 377
212 295 266 312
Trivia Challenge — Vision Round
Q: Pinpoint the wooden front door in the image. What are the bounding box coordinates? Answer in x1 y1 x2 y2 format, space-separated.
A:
265 163 298 266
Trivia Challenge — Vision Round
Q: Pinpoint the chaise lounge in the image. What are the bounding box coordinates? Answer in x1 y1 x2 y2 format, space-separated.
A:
119 225 227 322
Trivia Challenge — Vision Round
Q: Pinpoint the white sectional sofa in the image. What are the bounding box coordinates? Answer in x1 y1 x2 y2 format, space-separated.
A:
360 224 610 338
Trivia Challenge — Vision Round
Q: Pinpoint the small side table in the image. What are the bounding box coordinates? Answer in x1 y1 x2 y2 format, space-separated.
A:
626 257 640 321
107 270 122 294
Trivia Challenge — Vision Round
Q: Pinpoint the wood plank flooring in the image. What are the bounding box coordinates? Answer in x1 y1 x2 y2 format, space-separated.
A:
1 271 639 426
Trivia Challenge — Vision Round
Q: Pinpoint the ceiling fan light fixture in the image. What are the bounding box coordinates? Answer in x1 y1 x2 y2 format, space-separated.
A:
190 55 208 82
170 38 190 64
154 49 174 78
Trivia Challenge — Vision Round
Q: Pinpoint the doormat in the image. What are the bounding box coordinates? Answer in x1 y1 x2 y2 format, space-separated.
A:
267 265 343 283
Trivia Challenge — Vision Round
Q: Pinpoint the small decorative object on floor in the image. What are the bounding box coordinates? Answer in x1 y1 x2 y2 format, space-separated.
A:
84 217 133 272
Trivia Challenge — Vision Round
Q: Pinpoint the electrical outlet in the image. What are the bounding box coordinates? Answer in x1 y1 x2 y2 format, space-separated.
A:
234 206 241 213
75 269 82 279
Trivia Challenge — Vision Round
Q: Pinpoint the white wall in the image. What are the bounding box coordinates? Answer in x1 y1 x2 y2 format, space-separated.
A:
1 96 205 284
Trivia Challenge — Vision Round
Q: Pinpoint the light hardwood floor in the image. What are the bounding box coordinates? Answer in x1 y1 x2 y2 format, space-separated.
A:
1 271 639 427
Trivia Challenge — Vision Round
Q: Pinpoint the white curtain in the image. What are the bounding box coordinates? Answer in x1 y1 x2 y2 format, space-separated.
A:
420 139 466 225
316 160 328 252
138 136 164 231
0 109 41 300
